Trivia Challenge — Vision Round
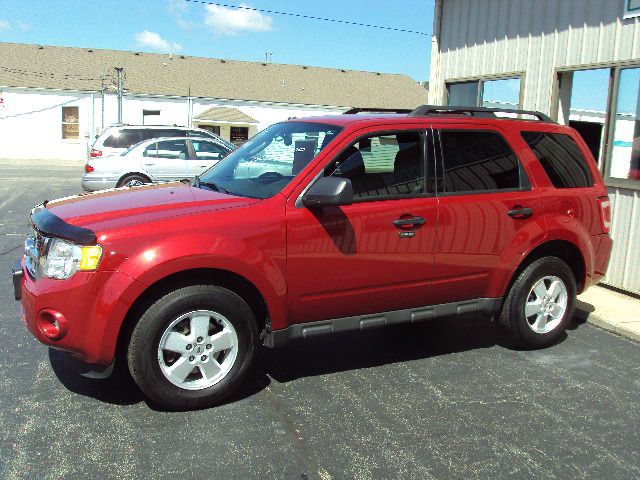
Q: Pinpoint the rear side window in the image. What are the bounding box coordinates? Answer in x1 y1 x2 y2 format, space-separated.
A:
102 130 143 148
438 130 525 193
521 132 594 188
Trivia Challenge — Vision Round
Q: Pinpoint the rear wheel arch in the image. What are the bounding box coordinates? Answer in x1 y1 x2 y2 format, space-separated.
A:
504 240 586 297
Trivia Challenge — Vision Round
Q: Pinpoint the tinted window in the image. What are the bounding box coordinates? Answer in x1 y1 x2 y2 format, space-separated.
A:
103 130 143 148
522 132 594 188
327 132 424 199
439 130 523 193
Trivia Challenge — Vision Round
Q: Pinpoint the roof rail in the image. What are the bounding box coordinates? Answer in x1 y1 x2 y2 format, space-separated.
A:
343 107 412 115
408 105 555 123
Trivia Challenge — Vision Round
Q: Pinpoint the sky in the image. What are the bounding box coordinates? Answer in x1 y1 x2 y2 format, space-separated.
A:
0 0 434 81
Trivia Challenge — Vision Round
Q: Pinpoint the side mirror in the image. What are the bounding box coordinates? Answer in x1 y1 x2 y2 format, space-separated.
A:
302 176 353 208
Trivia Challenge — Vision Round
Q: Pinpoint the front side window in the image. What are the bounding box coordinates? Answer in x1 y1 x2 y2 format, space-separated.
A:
326 132 424 199
200 122 341 199
191 140 227 160
439 130 524 193
522 131 594 188
62 106 79 140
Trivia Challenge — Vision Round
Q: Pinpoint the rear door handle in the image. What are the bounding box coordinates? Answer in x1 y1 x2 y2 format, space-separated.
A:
393 216 426 227
507 207 533 219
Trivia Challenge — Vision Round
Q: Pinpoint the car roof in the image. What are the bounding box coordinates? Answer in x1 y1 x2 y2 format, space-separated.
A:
285 112 564 131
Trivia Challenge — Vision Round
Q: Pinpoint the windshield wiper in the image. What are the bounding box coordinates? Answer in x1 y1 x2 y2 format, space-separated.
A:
192 175 231 194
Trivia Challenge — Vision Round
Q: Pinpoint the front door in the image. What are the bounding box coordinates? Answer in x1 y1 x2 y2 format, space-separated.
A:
142 139 190 181
188 139 228 176
286 128 438 324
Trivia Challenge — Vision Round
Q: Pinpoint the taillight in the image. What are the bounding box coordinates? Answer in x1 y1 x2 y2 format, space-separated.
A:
90 148 102 157
85 164 95 173
598 196 611 234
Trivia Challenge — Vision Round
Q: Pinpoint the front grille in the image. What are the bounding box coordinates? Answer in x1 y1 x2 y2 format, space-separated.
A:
24 228 48 279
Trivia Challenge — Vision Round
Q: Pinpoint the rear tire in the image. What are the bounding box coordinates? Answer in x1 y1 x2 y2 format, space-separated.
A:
499 257 576 349
127 285 257 410
118 174 149 188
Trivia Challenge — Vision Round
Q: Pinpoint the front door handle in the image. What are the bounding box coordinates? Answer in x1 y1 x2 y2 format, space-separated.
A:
507 207 533 219
393 216 426 228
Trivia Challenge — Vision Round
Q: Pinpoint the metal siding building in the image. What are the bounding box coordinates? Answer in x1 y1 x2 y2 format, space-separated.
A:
429 0 640 294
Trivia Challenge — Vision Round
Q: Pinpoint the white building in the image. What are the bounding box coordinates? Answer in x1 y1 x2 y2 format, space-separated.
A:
0 42 428 160
428 0 640 294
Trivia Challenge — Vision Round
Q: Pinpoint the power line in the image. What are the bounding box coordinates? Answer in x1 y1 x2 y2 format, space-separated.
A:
184 0 431 36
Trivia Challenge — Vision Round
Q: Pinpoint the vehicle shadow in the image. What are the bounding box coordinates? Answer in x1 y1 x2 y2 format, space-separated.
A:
49 312 587 409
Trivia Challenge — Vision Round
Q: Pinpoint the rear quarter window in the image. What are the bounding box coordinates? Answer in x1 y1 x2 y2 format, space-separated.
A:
102 130 143 148
521 131 594 188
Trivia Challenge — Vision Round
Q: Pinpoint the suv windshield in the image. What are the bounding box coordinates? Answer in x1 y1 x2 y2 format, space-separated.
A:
198 122 341 198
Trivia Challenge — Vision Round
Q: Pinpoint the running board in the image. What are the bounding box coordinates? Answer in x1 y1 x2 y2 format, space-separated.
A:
264 297 503 348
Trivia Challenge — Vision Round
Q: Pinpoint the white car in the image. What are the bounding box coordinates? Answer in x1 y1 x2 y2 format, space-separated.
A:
82 137 234 191
89 125 234 159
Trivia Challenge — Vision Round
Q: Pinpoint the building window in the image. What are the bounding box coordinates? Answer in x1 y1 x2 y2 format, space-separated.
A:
142 109 161 125
611 67 640 181
447 81 479 107
62 106 79 140
230 126 249 145
447 77 521 110
198 125 221 135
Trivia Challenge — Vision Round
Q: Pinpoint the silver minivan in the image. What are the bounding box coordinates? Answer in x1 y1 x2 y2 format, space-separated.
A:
89 125 234 159
82 137 234 191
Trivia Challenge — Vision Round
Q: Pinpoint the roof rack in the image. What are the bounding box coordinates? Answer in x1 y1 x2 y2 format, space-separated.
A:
408 105 555 123
343 107 412 115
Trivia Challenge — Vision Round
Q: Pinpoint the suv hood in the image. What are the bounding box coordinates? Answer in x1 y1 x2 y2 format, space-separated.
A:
44 182 260 233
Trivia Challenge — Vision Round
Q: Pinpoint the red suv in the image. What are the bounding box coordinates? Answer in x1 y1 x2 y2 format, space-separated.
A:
12 106 612 410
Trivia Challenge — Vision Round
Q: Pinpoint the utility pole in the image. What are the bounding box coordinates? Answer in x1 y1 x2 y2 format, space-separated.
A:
99 73 106 131
114 67 124 124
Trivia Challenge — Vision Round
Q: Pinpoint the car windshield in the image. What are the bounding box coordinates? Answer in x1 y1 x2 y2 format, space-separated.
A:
198 122 342 199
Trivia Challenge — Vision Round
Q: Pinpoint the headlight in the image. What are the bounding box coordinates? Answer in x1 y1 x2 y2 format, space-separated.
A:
42 238 103 279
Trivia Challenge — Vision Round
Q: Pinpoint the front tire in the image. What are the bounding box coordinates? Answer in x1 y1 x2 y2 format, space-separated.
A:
499 257 576 349
127 285 257 410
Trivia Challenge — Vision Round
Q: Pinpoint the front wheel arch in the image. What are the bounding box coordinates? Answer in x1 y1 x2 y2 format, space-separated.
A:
116 268 269 362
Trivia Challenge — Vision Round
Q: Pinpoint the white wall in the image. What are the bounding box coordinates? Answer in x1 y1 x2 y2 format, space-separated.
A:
0 88 344 160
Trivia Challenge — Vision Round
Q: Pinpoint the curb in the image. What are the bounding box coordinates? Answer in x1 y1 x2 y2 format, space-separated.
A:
585 313 640 342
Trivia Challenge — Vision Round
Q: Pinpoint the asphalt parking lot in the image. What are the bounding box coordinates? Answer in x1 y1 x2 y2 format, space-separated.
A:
0 161 638 480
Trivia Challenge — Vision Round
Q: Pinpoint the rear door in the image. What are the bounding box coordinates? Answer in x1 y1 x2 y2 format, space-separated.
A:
286 127 438 324
430 124 543 304
141 139 190 181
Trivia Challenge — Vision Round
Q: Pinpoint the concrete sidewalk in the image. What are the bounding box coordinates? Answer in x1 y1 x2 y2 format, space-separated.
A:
577 284 640 342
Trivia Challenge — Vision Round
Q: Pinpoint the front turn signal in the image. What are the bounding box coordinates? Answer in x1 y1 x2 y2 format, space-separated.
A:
79 245 103 270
